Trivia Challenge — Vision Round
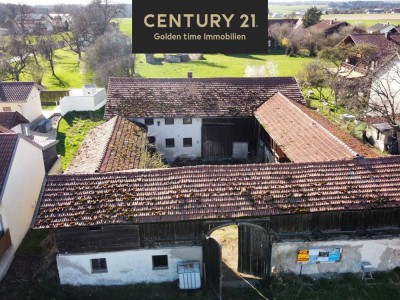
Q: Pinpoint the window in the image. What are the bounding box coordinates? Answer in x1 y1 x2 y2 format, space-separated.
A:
148 136 156 144
183 138 192 147
2 107 11 112
165 138 175 148
91 258 107 273
152 255 168 269
377 131 381 141
144 118 154 125
88 226 102 232
165 118 174 125
183 117 192 124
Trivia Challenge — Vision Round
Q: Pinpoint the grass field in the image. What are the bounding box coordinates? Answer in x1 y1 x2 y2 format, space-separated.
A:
322 13 400 27
56 107 105 170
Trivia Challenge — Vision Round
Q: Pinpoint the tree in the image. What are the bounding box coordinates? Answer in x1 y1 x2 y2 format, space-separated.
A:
268 22 294 49
85 32 135 86
86 0 125 37
245 62 278 77
38 36 58 77
13 4 35 35
302 6 322 28
2 36 31 81
298 60 330 102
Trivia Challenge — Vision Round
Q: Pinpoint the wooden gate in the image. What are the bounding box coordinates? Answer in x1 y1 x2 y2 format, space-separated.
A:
202 125 234 160
238 224 270 277
203 237 222 299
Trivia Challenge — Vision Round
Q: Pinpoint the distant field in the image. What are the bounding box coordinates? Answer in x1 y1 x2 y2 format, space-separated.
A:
268 4 327 15
135 53 313 78
116 18 313 78
322 13 400 27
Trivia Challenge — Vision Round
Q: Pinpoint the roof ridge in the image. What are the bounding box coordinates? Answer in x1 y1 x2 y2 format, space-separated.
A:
96 116 120 172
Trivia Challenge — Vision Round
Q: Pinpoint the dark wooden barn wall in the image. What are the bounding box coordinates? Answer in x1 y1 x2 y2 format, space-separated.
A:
202 117 257 159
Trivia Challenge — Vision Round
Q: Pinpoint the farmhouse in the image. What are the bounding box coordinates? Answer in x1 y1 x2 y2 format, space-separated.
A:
306 19 350 36
0 82 44 123
13 13 53 34
104 77 374 163
33 156 400 287
0 132 45 280
367 23 398 34
0 112 29 135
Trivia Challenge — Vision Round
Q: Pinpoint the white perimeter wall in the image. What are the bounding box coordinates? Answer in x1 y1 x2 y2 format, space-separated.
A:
60 88 106 116
365 125 388 151
133 118 202 161
0 136 45 277
271 238 400 275
57 246 203 286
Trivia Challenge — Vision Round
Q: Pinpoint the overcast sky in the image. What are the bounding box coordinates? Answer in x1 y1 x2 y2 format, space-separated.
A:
0 0 132 4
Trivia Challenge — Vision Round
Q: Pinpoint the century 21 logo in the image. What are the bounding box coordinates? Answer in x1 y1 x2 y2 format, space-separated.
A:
143 14 257 28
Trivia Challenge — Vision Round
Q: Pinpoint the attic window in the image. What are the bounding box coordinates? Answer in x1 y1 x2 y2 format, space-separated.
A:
165 118 174 125
183 118 192 124
145 118 154 125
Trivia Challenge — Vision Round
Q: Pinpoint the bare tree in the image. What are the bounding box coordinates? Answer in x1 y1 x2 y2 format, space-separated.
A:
13 4 35 35
85 32 135 86
38 36 58 77
268 22 294 49
86 0 125 37
2 36 31 81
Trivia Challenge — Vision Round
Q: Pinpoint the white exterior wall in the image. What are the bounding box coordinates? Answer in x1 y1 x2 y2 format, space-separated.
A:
56 246 203 286
60 88 106 116
0 88 42 123
133 118 202 161
271 238 400 275
370 58 400 114
0 136 45 279
365 125 388 151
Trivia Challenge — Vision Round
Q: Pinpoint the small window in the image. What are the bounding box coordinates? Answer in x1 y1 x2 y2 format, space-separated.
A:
88 226 102 232
165 138 175 148
91 258 107 273
152 255 168 269
144 118 154 125
165 118 174 125
377 131 381 141
183 138 192 147
148 136 156 144
183 118 192 124
2 107 11 112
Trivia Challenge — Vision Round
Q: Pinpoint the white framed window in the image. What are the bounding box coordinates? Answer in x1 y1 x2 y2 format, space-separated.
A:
183 118 192 124
91 258 108 273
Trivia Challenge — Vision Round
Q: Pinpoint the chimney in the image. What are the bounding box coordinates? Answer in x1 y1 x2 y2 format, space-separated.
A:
385 31 391 40
187 71 193 78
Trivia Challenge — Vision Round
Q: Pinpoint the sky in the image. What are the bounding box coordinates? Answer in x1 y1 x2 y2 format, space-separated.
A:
0 0 132 4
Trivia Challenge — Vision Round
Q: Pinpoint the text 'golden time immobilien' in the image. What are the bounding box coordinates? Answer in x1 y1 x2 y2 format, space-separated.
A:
144 13 257 41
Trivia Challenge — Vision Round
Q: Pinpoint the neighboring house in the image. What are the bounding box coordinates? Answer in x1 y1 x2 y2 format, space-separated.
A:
33 156 400 285
60 84 106 116
49 14 71 32
307 19 350 36
105 77 306 162
366 8 384 14
255 92 377 162
341 33 400 73
271 13 284 19
0 112 29 135
0 132 45 280
66 116 148 174
367 23 398 34
392 8 400 13
14 13 53 34
365 115 400 153
0 82 45 123
0 112 60 173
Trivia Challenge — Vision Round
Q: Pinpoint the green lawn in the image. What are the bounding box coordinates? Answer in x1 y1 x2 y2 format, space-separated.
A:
322 14 400 27
57 107 105 170
268 4 327 15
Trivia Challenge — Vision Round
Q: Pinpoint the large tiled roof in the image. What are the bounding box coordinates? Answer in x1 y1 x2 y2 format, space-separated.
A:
0 133 18 194
343 33 400 61
34 156 400 229
0 112 29 129
255 92 366 162
308 20 349 33
0 82 42 103
105 77 305 119
66 116 147 174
